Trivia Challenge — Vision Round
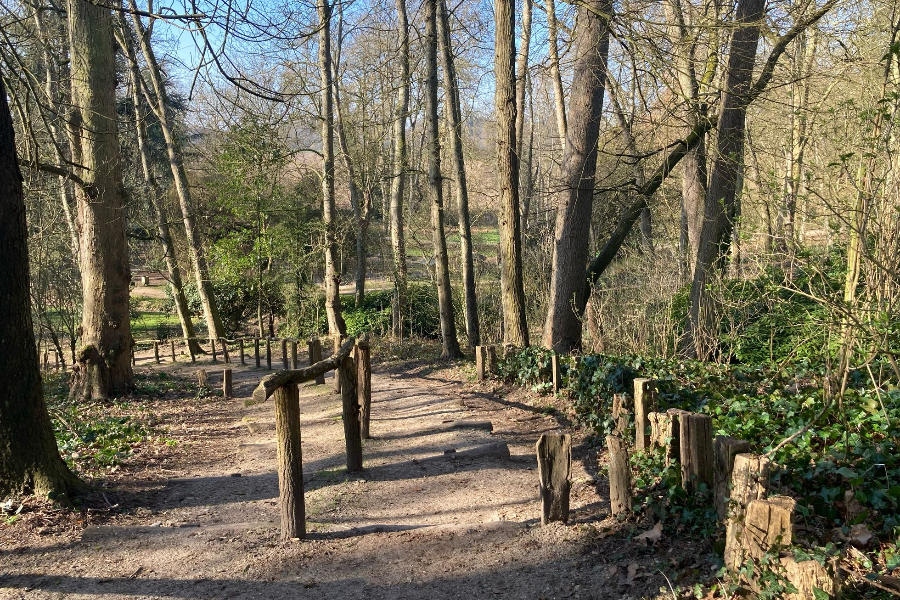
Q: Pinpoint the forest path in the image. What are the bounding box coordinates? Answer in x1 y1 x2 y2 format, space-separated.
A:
0 352 704 599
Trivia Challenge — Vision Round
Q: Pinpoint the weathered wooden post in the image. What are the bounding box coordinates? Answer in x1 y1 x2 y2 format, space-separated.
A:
281 339 289 369
274 382 305 540
551 355 562 392
308 339 325 384
187 338 196 363
607 435 632 517
54 350 60 370
223 368 233 398
536 433 571 524
239 339 246 365
357 340 372 439
221 339 230 364
727 495 795 570
332 335 345 393
612 394 630 436
476 346 487 381
724 453 772 569
633 378 656 452
151 341 159 364
254 338 260 368
170 340 176 362
210 338 217 362
486 345 497 376
42 350 48 371
714 436 751 521
649 411 680 465
679 412 714 492
266 339 272 370
197 369 208 388
339 352 362 471
132 346 136 365
291 341 298 369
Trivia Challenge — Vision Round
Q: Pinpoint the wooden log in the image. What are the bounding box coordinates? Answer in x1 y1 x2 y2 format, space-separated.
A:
606 435 632 517
211 338 217 362
714 436 751 521
223 368 233 398
170 340 176 362
551 355 561 392
266 339 272 370
357 340 372 439
633 378 656 452
239 339 246 365
153 341 160 364
253 337 357 403
254 338 260 368
446 442 510 460
291 341 298 369
187 338 196 363
221 339 230 364
612 394 630 437
339 353 362 472
281 339 288 369
679 412 714 493
308 338 325 384
724 454 773 570
274 382 305 540
332 335 345 393
197 369 208 388
536 433 571 524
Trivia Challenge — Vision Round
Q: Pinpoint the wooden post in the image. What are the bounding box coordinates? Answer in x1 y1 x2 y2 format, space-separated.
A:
42 350 48 371
536 433 571 524
254 338 260 368
223 368 233 398
714 436 751 521
221 339 230 364
132 347 136 365
54 350 60 370
476 346 486 381
332 335 344 393
485 345 497 376
170 340 176 362
266 339 272 370
606 435 632 517
633 378 656 452
291 341 298 369
308 338 325 384
187 338 196 363
727 496 795 570
551 355 561 392
274 383 306 540
339 354 363 471
239 339 246 365
281 339 288 369
679 412 714 493
152 341 160 364
197 369 208 388
357 340 372 439
724 454 772 570
612 394 630 437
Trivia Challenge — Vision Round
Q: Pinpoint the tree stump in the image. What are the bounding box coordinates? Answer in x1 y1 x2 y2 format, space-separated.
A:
724 454 773 570
536 433 571 524
551 355 561 392
633 378 656 452
339 354 362 471
153 341 160 364
211 338 217 362
612 394 630 437
187 338 196 363
223 368 233 398
291 341 298 369
606 435 632 517
239 339 245 365
170 340 176 362
308 338 324 384
679 412 713 492
281 339 288 369
714 436 751 521
197 369 208 389
221 339 230 364
254 338 260 368
357 340 372 439
266 339 272 370
332 335 345 393
779 556 840 600
274 383 305 540
740 496 795 562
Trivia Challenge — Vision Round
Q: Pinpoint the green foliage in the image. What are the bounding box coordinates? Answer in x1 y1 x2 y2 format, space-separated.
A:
178 279 283 336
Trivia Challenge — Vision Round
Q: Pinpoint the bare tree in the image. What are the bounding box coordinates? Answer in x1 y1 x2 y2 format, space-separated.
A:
390 0 411 337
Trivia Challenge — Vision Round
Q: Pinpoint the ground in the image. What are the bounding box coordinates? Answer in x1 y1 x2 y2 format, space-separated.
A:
0 342 714 599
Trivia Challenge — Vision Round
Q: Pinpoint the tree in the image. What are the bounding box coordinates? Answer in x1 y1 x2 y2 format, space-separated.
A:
541 0 612 353
495 0 529 347
424 0 462 358
390 0 411 338
67 0 134 399
0 72 81 501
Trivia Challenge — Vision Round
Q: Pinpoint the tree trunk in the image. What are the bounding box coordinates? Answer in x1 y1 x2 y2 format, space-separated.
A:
424 0 462 359
437 0 480 347
318 0 347 337
0 72 82 501
541 0 612 353
687 0 765 359
128 1 224 341
390 0 411 338
67 0 133 398
495 0 530 347
546 0 567 143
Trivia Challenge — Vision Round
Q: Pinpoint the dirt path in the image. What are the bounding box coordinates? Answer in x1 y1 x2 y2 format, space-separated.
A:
0 352 710 599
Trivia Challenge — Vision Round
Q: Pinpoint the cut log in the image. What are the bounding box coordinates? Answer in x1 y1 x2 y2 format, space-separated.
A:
223 368 233 398
357 340 372 439
714 436 751 521
536 433 571 524
679 412 713 493
239 339 246 365
633 378 656 452
339 353 362 471
274 383 305 540
447 443 510 460
291 340 298 369
197 369 208 388
551 355 561 392
153 341 160 364
308 338 325 384
606 435 631 517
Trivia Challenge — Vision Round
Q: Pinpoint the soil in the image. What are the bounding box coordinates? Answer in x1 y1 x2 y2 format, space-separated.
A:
0 345 714 599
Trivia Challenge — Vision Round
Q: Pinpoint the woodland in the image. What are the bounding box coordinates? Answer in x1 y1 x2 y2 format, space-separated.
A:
0 0 899 596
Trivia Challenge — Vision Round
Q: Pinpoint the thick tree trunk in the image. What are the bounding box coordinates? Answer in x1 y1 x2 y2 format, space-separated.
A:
67 0 133 398
546 0 567 143
128 1 224 341
390 0 411 338
424 0 462 359
0 72 82 501
318 0 347 336
541 0 612 353
687 0 766 359
495 0 530 347
437 0 480 347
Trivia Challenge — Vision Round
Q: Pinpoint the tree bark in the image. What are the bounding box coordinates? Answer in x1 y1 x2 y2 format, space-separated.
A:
425 0 462 358
495 0 530 347
541 0 612 353
318 0 347 337
67 0 134 398
437 0 480 347
390 0 411 338
546 0 567 143
127 0 224 341
0 72 82 501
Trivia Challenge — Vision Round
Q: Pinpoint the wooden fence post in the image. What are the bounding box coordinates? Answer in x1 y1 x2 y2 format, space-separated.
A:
339 354 362 471
132 346 136 366
197 369 208 388
55 350 60 370
223 368 233 398
332 335 344 393
254 338 260 368
170 340 176 362
239 339 246 365
187 338 196 363
633 378 656 452
309 338 325 384
153 341 160 364
551 355 562 392
357 340 372 439
714 436 751 521
476 346 486 381
221 339 230 364
291 341 298 369
612 394 630 437
281 339 288 369
274 383 306 540
607 435 632 517
266 339 272 370
210 338 217 362
536 433 571 524
679 412 714 492
724 454 772 570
